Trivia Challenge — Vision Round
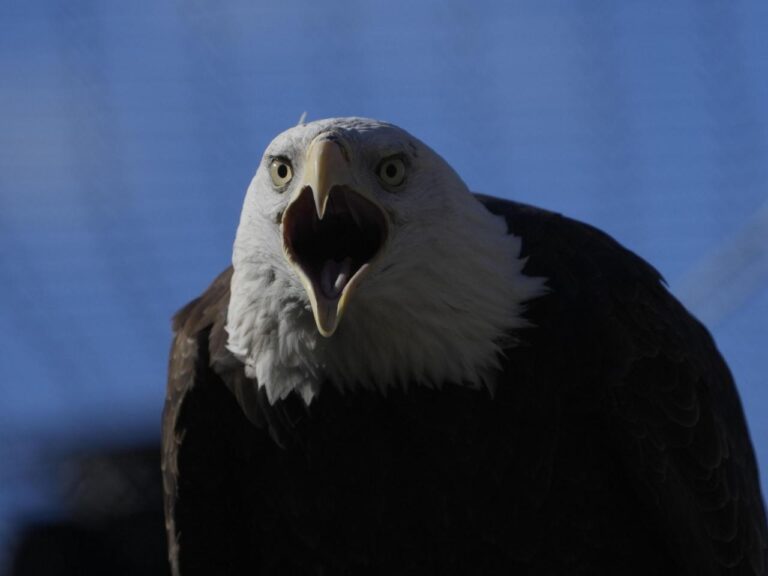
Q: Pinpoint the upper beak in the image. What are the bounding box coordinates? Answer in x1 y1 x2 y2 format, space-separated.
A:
303 137 351 220
282 134 389 337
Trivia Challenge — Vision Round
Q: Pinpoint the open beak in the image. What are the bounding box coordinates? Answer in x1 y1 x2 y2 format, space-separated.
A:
282 135 389 337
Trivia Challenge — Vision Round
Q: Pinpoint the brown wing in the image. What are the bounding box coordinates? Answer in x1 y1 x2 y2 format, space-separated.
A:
161 267 233 576
609 282 768 576
483 196 768 575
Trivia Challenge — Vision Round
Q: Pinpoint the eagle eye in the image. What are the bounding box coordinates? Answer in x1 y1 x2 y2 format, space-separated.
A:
269 158 293 189
376 156 406 188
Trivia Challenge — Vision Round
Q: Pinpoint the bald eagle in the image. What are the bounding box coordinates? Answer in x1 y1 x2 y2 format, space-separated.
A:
162 118 767 575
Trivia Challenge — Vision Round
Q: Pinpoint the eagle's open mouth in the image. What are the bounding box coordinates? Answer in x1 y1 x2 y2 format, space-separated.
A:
283 186 388 302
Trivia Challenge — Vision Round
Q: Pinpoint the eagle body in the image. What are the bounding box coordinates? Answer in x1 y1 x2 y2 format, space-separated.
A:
163 119 767 575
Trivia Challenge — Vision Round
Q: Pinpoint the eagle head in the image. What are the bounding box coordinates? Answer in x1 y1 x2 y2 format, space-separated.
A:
226 118 546 404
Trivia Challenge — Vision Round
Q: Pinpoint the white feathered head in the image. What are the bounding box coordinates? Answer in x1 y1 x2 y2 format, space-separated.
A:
226 118 546 403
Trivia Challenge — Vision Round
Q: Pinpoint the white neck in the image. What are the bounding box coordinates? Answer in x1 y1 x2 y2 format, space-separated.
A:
225 192 547 405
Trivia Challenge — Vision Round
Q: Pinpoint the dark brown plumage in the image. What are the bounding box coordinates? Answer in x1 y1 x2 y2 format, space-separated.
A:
163 196 767 575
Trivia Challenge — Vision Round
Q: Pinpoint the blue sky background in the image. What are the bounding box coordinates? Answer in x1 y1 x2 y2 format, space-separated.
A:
1 0 767 568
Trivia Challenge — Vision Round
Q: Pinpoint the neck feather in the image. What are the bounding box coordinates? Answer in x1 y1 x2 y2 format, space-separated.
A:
226 195 547 405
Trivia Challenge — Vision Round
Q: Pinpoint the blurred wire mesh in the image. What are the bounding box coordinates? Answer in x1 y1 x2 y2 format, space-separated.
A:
1 1 766 572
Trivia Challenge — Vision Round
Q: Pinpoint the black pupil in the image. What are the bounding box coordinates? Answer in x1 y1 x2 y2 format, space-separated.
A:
277 164 288 179
385 163 398 179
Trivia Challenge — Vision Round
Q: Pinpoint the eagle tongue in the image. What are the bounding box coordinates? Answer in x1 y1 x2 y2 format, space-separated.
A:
320 257 353 299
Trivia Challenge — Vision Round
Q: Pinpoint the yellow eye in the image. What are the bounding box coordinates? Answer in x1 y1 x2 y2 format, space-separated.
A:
377 156 406 188
269 158 293 189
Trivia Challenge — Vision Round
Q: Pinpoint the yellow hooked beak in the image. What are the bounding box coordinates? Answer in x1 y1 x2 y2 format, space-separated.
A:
304 137 348 220
282 134 389 337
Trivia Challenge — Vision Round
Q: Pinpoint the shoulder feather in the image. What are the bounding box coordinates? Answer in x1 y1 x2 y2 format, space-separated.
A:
476 194 767 574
